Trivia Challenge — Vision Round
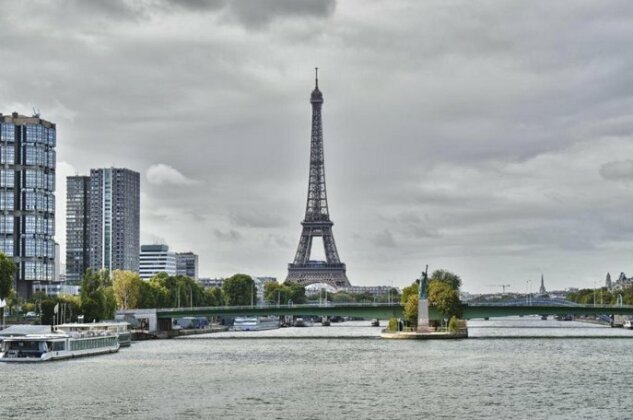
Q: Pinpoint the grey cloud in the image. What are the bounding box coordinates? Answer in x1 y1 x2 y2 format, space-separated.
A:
229 210 287 229
213 229 242 242
266 234 291 248
371 229 396 248
225 0 336 28
600 160 633 181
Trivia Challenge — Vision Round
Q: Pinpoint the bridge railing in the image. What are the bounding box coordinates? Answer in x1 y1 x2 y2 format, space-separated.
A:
466 302 633 309
156 302 403 313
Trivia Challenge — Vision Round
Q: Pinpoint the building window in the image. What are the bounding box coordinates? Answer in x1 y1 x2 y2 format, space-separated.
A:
0 124 15 141
24 215 36 234
0 191 14 210
0 215 12 234
1 145 15 164
0 170 14 188
0 237 13 256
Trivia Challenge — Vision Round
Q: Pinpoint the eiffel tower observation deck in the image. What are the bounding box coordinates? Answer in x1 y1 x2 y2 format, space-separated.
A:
286 69 351 289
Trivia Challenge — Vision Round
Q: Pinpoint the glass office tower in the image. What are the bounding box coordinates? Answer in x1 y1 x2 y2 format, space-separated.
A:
65 176 89 284
0 112 56 299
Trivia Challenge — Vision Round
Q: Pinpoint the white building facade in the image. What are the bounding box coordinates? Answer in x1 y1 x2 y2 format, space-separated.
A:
139 244 176 280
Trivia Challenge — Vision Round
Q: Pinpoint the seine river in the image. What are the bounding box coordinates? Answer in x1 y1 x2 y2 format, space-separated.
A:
2 318 633 419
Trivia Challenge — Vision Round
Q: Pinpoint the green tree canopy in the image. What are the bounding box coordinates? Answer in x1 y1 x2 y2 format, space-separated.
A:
204 287 224 306
0 252 16 327
222 274 255 306
428 280 462 320
404 294 419 327
80 269 115 322
263 281 306 305
112 270 142 309
401 282 419 305
430 269 462 290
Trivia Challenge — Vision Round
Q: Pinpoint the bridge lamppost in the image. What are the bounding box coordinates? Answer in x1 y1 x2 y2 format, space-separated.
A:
526 280 532 305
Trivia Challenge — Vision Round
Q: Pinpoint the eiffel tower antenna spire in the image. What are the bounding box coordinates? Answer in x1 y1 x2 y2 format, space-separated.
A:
286 70 350 288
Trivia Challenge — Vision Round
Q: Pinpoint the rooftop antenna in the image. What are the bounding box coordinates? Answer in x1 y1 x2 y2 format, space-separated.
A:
315 67 319 88
32 107 40 118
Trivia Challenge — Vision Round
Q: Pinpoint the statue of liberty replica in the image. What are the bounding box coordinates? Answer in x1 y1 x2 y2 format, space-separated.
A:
417 266 432 333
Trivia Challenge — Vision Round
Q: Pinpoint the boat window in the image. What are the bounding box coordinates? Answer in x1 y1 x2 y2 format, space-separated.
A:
8 341 40 351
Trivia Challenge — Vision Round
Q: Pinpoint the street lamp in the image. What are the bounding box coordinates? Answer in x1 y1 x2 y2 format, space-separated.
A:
526 280 531 305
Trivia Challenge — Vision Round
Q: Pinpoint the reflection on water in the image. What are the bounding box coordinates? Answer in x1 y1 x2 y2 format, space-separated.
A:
2 318 633 420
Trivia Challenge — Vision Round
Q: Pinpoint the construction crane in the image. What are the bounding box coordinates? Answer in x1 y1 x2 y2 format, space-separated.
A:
488 284 511 294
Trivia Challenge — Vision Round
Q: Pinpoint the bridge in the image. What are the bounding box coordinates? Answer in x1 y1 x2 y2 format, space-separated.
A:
153 300 633 321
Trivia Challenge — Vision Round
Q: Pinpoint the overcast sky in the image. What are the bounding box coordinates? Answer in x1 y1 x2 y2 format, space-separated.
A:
2 0 633 292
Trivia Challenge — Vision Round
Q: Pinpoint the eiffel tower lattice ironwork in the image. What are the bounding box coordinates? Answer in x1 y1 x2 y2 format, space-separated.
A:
286 69 351 288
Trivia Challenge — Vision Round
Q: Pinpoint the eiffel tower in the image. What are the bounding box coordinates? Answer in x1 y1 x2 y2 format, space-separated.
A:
286 69 351 288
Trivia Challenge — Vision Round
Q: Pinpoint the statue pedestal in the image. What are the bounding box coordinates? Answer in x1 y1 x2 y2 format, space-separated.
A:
417 298 433 333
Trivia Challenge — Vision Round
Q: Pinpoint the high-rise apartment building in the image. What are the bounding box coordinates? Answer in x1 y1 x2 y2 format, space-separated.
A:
65 175 89 284
66 167 140 280
0 112 56 299
140 244 176 280
176 252 198 280
88 168 140 273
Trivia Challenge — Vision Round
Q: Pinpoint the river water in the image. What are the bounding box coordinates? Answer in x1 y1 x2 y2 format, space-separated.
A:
2 317 633 419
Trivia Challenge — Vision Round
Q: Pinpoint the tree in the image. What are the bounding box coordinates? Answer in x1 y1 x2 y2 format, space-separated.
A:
404 294 419 327
112 270 142 309
222 274 255 306
205 287 224 306
285 281 306 304
428 280 462 320
80 269 115 322
6 288 19 315
264 282 284 304
0 252 16 327
401 282 418 305
430 269 462 290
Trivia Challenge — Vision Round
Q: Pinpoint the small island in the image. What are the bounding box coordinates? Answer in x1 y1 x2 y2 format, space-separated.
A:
381 269 468 339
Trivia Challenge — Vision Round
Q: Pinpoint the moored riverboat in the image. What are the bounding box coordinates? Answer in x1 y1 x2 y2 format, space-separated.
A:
0 330 119 362
233 316 280 331
56 322 132 347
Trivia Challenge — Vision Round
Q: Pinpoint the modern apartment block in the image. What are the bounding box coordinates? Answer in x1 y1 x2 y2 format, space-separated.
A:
65 167 140 282
88 168 140 273
65 175 89 284
176 252 199 280
140 244 176 280
0 112 56 299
